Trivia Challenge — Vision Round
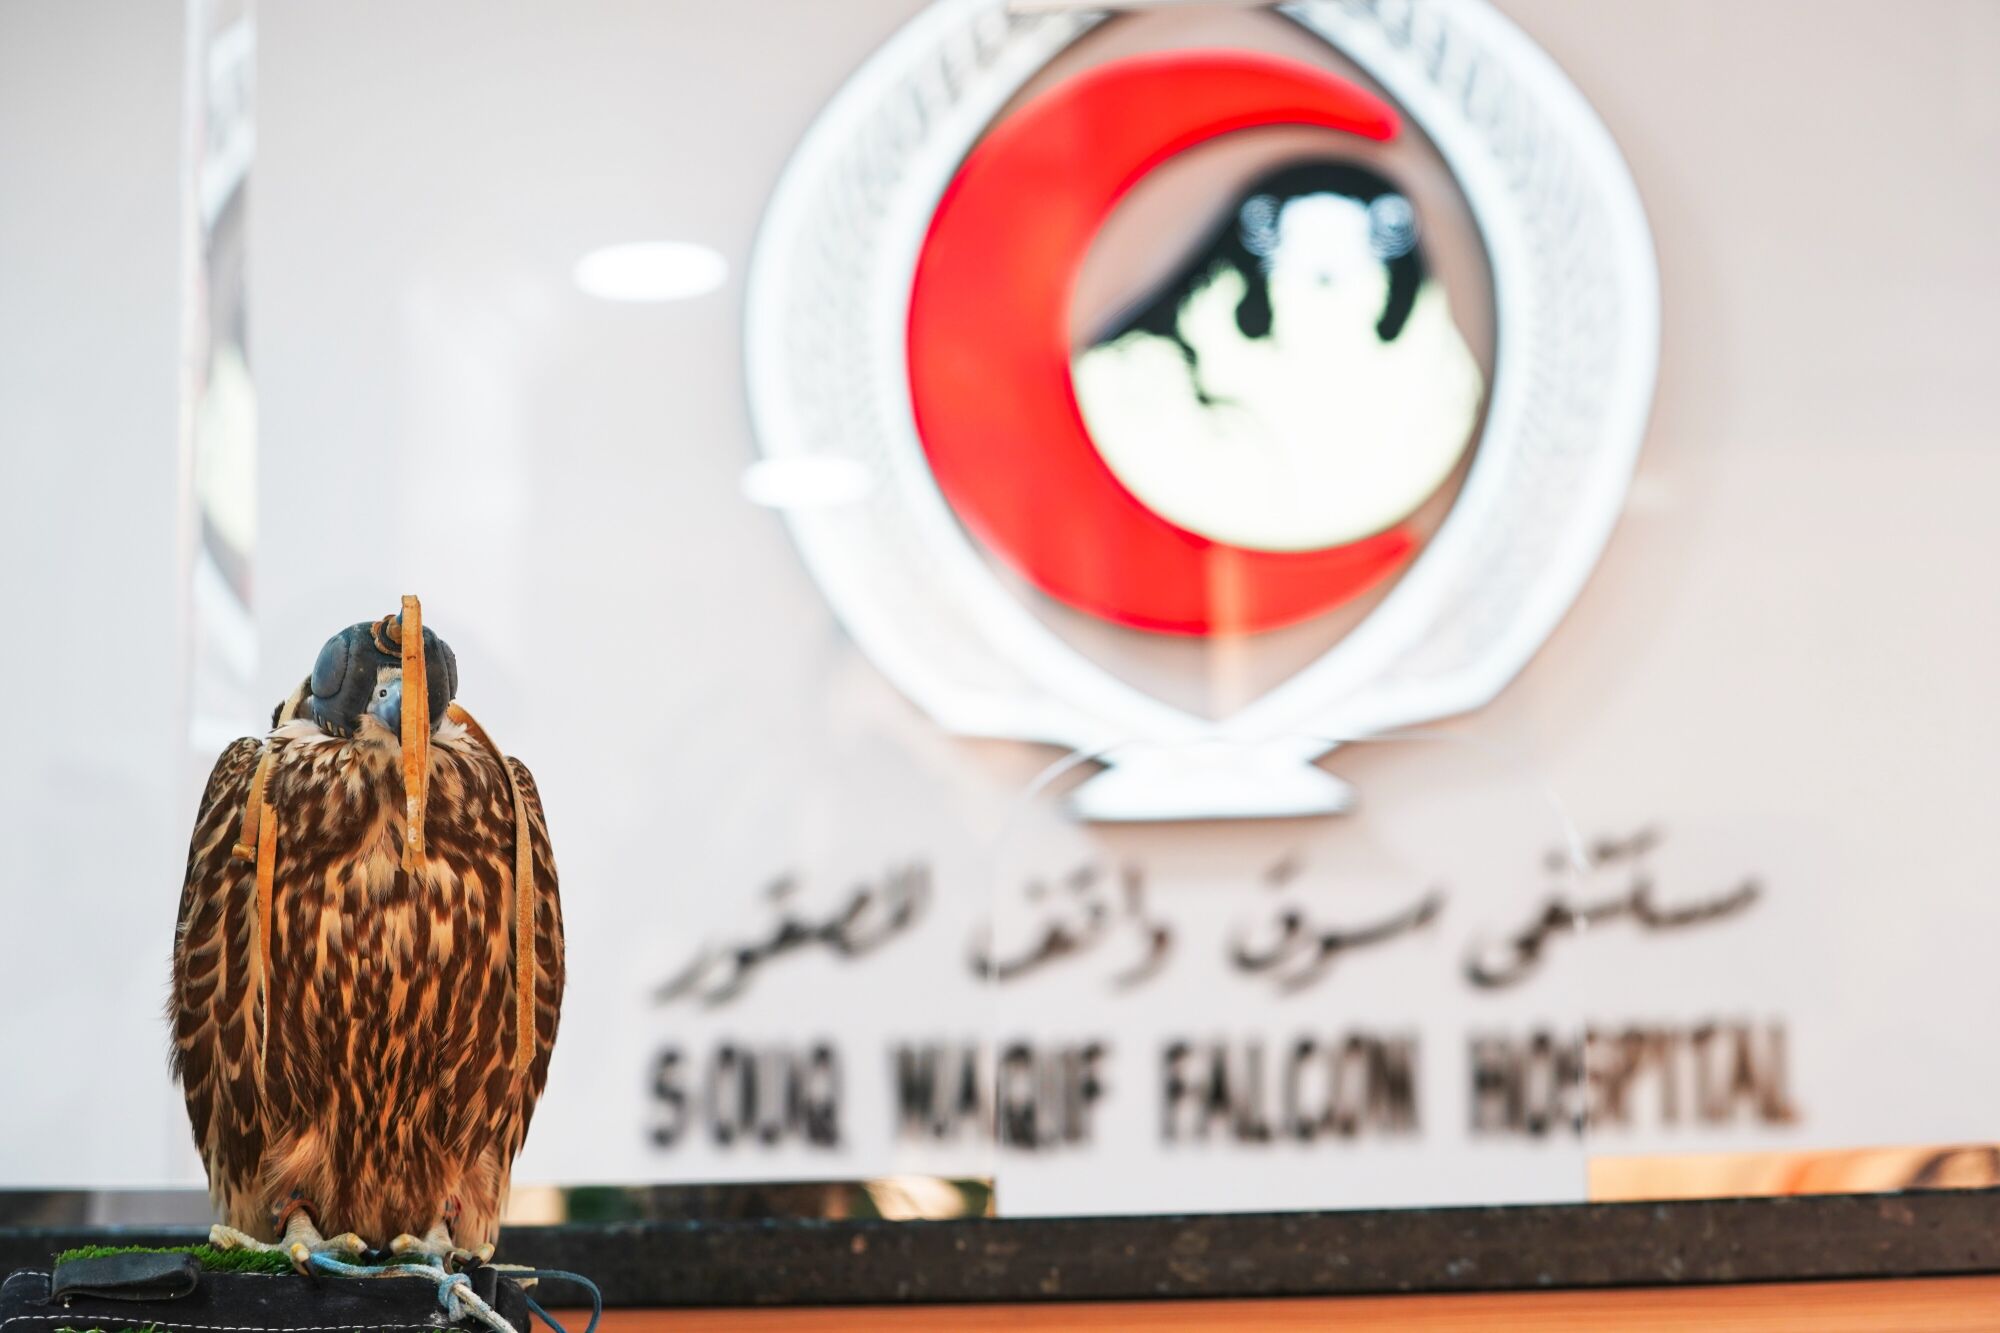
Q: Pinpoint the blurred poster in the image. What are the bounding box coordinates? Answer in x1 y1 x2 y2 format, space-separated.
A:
181 0 258 765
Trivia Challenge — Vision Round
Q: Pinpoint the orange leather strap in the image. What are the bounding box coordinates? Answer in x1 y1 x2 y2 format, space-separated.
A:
448 701 537 1074
231 745 279 1079
399 594 430 873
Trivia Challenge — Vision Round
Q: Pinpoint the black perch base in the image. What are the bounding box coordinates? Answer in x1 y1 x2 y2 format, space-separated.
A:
1 1255 530 1333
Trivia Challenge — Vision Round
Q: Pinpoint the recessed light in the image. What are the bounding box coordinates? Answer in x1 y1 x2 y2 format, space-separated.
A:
740 457 877 509
573 241 728 302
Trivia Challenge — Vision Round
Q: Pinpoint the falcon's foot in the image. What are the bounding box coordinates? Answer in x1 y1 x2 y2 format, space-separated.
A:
389 1221 491 1271
209 1217 366 1275
207 1224 277 1254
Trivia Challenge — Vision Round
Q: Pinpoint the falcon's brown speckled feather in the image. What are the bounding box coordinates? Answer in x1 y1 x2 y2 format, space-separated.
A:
170 659 564 1253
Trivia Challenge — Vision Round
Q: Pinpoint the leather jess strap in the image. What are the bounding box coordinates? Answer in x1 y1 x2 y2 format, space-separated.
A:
448 699 539 1075
397 593 431 874
231 745 279 1075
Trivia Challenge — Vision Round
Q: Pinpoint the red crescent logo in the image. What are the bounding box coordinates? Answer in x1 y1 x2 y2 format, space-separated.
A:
908 50 1418 637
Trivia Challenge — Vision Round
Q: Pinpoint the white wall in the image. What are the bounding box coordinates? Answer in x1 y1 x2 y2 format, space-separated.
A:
2 0 1999 1202
0 0 189 1185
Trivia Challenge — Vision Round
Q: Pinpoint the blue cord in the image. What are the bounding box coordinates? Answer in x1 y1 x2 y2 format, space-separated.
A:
522 1293 564 1333
304 1252 446 1281
509 1268 602 1333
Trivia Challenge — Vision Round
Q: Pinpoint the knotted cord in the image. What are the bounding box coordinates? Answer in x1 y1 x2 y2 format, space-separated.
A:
303 1252 512 1333
300 1253 601 1333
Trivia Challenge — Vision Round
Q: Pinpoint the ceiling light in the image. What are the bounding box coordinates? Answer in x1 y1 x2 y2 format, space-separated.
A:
740 457 877 509
573 241 728 302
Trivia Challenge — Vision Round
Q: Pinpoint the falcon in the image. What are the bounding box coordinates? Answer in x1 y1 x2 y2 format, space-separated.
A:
170 599 565 1269
1071 158 1485 554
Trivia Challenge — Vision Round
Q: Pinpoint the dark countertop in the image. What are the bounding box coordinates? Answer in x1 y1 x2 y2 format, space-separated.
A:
4 1190 1996 1307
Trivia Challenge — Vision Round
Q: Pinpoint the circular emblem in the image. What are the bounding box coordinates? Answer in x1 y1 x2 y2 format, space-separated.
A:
745 0 1658 821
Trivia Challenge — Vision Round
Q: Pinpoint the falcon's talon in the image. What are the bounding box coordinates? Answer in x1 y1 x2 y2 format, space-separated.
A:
271 1208 369 1274
388 1222 471 1269
209 1223 283 1254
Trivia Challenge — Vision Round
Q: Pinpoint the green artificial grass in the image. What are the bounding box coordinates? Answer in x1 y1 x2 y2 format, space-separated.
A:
54 1244 293 1275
